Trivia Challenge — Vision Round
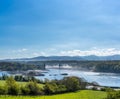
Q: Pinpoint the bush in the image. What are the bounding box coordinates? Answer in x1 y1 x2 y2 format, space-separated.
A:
5 76 20 95
62 76 80 92
57 85 67 93
25 81 43 95
44 76 85 95
100 87 111 91
44 82 58 94
106 91 117 99
21 86 30 95
105 89 120 99
0 85 7 95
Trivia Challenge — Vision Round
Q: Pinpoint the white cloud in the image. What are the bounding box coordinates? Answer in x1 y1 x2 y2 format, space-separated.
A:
59 48 120 56
31 48 120 56
18 48 28 52
12 48 28 53
32 52 47 57
4 47 120 60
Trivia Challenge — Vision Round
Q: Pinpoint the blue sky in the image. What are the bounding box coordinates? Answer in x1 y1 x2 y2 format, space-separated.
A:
1 0 120 59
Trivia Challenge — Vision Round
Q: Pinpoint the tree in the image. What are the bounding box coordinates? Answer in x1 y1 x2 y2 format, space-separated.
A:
62 76 80 92
105 89 120 99
0 85 7 95
44 82 58 94
21 86 30 95
5 76 20 95
25 81 43 95
57 85 67 93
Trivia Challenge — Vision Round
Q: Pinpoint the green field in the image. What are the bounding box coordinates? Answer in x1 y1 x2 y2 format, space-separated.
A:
0 80 44 88
0 90 107 99
0 80 26 86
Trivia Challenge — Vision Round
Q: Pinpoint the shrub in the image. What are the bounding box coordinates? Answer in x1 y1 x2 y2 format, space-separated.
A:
0 85 7 95
62 76 80 92
25 81 43 95
5 76 20 95
44 82 58 95
21 86 30 95
57 85 67 93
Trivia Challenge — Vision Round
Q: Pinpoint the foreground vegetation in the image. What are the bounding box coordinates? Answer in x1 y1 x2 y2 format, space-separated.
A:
0 90 106 99
105 89 120 99
0 76 108 99
0 76 87 95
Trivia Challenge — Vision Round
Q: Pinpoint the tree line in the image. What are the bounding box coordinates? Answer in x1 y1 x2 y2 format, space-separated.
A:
0 74 43 83
0 62 45 71
1 60 120 73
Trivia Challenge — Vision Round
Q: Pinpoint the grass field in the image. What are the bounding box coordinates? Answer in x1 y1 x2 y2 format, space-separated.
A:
0 90 107 99
0 80 44 88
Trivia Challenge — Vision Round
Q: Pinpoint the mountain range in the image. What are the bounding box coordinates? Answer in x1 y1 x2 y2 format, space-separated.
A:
2 55 120 61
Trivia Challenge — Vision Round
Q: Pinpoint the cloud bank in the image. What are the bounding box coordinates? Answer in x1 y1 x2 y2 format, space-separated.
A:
1 47 120 59
59 48 120 56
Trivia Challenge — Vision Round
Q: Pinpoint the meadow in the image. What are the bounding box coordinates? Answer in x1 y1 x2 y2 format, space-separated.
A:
0 80 44 88
0 90 107 99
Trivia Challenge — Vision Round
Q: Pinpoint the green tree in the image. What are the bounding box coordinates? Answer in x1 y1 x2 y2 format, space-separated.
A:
21 86 30 95
62 76 80 92
44 82 58 94
6 76 20 95
0 85 8 95
25 81 43 95
105 89 120 99
57 85 67 93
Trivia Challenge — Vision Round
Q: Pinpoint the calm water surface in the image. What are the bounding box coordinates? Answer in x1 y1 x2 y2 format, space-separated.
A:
0 69 120 87
35 69 120 87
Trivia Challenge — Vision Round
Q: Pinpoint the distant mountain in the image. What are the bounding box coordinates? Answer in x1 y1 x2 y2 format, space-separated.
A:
83 55 120 60
2 55 120 61
2 56 84 61
103 55 120 60
30 56 84 61
83 55 101 60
